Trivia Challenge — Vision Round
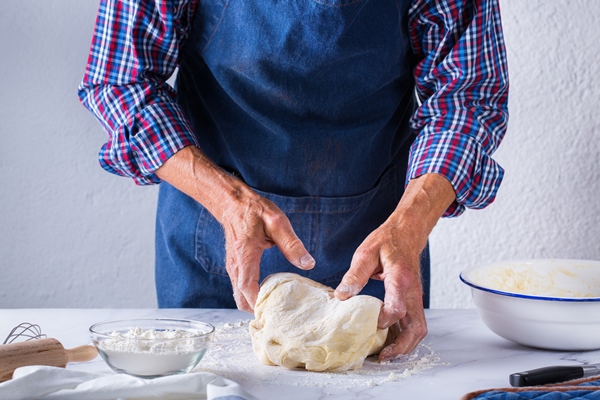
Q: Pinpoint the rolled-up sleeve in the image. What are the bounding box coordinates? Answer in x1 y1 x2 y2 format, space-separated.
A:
407 0 509 217
78 0 199 185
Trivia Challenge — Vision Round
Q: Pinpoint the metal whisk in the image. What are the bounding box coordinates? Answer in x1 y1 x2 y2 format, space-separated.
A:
2 323 46 345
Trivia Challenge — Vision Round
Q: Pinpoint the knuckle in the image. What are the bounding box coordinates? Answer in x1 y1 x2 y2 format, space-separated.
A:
352 247 373 265
413 324 428 341
263 210 285 230
277 234 302 255
389 293 407 313
236 279 248 290
284 237 303 252
390 308 407 323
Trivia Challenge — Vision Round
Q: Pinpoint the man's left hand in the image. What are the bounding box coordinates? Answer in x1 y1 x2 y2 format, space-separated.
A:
334 173 456 360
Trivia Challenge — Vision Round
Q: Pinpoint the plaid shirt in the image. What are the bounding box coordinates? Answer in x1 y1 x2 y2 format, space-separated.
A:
78 0 508 217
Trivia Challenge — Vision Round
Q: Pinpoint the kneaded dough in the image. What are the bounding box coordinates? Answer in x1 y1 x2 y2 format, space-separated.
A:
249 272 388 372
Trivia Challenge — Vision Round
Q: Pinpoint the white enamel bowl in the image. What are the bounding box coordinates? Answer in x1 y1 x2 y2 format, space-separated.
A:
460 259 600 351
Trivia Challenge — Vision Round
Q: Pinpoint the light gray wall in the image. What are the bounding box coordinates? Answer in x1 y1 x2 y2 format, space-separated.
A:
0 1 158 307
429 0 600 307
1 1 598 309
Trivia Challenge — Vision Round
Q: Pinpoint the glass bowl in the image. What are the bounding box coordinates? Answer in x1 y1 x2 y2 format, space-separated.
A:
460 259 600 351
90 318 214 378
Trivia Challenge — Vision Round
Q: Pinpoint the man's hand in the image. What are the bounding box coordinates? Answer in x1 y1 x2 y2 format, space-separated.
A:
334 173 456 360
335 219 427 360
156 146 315 312
220 189 315 312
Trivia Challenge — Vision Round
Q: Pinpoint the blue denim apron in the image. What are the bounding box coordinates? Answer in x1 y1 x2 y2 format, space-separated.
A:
156 0 430 308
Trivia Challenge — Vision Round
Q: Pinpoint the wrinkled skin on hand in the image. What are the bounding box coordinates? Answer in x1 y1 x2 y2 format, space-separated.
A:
335 173 456 361
156 146 315 313
335 218 427 361
221 191 315 312
157 147 455 348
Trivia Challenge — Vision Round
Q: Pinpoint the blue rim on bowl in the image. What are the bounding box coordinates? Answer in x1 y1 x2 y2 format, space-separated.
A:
460 259 600 302
460 259 600 351
459 273 600 302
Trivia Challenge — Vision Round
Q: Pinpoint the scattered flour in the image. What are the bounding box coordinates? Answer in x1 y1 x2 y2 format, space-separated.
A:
193 320 444 389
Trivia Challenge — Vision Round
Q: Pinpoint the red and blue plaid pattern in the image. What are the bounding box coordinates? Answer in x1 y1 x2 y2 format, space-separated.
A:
79 0 199 185
408 0 508 216
79 0 508 216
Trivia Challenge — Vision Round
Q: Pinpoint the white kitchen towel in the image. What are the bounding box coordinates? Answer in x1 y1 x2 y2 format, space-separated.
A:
0 365 260 400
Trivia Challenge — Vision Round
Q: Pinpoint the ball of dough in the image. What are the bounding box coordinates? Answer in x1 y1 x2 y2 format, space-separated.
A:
249 273 388 372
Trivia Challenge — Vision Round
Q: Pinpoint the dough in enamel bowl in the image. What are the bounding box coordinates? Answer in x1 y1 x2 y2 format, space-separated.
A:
249 272 388 372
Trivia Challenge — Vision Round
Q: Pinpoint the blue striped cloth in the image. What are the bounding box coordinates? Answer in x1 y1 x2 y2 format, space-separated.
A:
472 377 600 399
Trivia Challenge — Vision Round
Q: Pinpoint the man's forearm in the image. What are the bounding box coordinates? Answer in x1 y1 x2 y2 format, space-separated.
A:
390 173 457 252
154 146 254 224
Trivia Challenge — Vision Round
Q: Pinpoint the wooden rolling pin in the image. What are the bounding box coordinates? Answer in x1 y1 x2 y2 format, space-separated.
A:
0 338 98 382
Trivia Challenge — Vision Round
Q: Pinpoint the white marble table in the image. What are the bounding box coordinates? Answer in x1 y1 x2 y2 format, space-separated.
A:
1 309 598 399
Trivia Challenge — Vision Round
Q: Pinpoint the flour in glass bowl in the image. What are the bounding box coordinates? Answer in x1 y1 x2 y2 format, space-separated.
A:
100 327 205 353
96 327 210 376
193 320 444 389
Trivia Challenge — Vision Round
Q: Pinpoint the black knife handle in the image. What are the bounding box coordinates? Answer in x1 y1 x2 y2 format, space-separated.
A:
510 366 584 387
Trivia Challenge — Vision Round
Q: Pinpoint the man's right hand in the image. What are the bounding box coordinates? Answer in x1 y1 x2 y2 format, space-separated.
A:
156 146 315 312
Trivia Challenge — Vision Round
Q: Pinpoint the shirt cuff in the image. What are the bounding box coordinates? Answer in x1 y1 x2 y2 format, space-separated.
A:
99 101 200 186
407 131 505 218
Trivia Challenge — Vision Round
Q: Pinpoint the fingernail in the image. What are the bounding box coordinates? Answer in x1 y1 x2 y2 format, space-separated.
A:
300 254 315 269
379 349 392 362
337 284 350 294
334 284 351 300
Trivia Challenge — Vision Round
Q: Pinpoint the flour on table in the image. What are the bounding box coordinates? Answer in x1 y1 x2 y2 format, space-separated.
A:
194 319 443 389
